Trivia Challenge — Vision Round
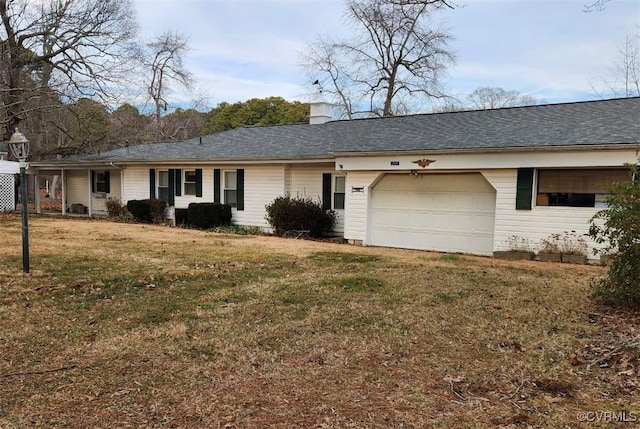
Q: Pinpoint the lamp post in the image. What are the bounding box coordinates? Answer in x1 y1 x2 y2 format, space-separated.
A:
7 128 30 273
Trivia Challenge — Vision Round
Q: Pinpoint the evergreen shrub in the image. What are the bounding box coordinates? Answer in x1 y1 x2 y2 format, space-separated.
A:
265 196 336 238
126 198 167 224
188 202 232 229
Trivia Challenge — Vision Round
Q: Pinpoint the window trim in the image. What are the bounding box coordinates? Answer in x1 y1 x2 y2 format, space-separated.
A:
333 175 346 210
535 168 630 208
184 170 197 196
93 171 108 194
157 169 170 203
223 170 238 207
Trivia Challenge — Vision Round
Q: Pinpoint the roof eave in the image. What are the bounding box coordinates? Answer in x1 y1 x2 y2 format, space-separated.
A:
331 142 640 157
30 154 336 169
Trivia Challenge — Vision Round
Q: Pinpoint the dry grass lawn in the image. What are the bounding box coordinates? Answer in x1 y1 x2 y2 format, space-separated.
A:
0 214 638 428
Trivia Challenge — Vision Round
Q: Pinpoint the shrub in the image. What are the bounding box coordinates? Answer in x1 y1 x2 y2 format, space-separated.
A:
147 198 167 224
538 233 561 254
505 235 532 252
105 197 126 218
589 163 640 305
265 196 336 238
188 203 232 230
211 224 263 235
126 198 167 224
127 199 151 223
539 231 588 255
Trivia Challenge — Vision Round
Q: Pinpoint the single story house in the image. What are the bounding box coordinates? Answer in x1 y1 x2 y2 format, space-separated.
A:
29 97 640 259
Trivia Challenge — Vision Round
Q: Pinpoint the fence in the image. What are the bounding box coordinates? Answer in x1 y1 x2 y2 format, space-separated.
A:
0 173 15 211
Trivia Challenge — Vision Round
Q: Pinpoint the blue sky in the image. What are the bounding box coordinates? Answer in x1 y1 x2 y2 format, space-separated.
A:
133 0 640 111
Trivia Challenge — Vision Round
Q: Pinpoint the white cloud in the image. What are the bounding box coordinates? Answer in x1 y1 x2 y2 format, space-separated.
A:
133 0 640 110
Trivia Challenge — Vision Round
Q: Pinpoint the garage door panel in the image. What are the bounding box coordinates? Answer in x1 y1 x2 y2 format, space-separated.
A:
369 173 496 255
474 195 496 210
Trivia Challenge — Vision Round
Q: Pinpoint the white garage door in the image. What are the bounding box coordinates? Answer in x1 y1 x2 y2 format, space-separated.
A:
369 173 496 255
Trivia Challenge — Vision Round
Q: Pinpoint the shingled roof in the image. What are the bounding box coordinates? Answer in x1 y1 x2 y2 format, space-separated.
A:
71 97 640 163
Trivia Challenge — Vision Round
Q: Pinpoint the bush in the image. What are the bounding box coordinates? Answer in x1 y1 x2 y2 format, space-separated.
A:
589 163 640 305
105 197 126 218
188 203 232 230
126 200 151 223
211 224 263 235
265 196 336 238
126 198 167 224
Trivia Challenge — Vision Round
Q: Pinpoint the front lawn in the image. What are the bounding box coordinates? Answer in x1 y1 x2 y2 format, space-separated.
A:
0 215 637 428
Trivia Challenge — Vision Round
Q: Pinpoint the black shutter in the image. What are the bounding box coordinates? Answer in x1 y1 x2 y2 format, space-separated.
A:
195 168 203 197
175 169 182 196
214 169 221 203
168 169 175 206
516 168 534 210
237 169 245 211
322 173 332 211
149 169 156 198
91 171 96 193
104 171 111 194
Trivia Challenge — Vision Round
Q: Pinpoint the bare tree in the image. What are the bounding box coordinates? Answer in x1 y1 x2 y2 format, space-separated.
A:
302 38 359 119
0 0 138 147
431 99 464 112
143 31 193 135
302 0 455 118
584 0 612 12
467 87 538 110
594 32 640 98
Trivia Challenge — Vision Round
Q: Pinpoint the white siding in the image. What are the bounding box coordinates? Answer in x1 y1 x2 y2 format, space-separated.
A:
233 165 285 227
123 165 286 228
169 165 285 227
65 171 89 208
343 171 382 242
110 172 122 201
289 164 327 200
90 171 121 214
336 148 638 171
122 166 151 202
289 163 344 234
283 164 291 195
175 166 211 207
0 161 19 174
482 170 601 258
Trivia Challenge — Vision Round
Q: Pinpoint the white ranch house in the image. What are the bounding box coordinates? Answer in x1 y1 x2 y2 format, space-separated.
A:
30 97 640 259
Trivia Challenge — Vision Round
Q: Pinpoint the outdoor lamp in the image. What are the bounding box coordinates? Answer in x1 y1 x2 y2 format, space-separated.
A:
8 128 29 163
7 128 30 273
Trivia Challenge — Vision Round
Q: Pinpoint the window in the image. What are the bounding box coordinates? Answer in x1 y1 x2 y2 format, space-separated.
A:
334 176 345 210
224 171 237 206
94 172 108 193
158 170 169 202
92 170 110 194
184 170 197 195
536 169 630 208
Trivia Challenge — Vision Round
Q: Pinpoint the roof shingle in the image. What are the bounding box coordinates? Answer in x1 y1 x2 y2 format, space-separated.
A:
76 97 640 163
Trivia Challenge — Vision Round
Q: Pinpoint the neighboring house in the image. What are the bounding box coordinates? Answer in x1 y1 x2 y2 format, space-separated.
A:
30 97 640 259
0 158 19 212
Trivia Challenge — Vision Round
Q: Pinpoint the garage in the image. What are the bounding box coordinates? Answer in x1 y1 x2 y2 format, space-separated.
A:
368 173 496 255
